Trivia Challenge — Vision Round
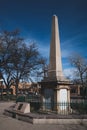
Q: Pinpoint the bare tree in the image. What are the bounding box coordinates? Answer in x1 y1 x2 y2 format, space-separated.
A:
0 30 46 97
69 54 87 97
0 30 23 97
35 57 48 81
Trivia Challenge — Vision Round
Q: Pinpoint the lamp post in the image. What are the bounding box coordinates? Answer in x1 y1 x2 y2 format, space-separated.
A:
0 79 3 100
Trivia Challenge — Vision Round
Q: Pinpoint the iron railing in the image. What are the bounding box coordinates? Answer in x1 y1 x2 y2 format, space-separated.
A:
0 94 87 115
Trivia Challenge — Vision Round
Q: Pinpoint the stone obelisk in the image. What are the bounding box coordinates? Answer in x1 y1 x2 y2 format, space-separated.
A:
40 15 71 113
48 15 63 80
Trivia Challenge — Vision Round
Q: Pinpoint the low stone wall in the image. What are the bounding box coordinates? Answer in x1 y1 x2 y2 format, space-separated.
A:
33 118 84 124
4 108 87 124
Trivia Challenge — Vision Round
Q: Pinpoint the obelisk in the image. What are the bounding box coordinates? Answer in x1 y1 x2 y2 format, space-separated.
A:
40 15 71 113
48 15 63 80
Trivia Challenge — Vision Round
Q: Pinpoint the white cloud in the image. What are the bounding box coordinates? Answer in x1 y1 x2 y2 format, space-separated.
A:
63 67 76 79
61 32 87 58
38 43 49 58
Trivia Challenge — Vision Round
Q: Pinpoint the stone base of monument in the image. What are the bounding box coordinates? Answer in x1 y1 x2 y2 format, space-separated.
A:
13 102 30 113
4 102 30 118
4 103 87 124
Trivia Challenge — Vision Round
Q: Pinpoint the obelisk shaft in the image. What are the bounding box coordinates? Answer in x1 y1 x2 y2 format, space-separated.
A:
48 15 63 80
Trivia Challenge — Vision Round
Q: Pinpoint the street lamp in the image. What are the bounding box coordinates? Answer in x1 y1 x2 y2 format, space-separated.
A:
0 79 3 100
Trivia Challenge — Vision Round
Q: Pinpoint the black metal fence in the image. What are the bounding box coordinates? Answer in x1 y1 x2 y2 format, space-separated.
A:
70 101 87 114
40 102 87 114
0 94 16 101
0 94 87 115
15 95 87 114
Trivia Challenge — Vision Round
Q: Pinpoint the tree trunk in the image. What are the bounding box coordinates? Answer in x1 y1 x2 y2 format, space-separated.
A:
6 88 10 100
15 85 18 97
15 79 19 97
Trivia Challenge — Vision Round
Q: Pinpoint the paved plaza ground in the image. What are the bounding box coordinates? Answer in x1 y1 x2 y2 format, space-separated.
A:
0 101 87 130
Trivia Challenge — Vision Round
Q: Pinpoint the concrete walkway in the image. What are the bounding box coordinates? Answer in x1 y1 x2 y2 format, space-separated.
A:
0 101 87 130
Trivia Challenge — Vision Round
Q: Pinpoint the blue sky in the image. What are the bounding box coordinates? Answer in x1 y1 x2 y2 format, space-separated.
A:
0 0 87 77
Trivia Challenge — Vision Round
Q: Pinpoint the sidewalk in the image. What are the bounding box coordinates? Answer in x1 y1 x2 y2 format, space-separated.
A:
0 101 87 130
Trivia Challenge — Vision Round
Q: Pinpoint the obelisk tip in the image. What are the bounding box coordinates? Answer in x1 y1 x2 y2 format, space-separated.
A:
53 14 57 17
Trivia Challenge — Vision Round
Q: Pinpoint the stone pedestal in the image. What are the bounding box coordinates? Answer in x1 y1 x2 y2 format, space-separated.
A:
55 85 71 114
40 80 71 114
